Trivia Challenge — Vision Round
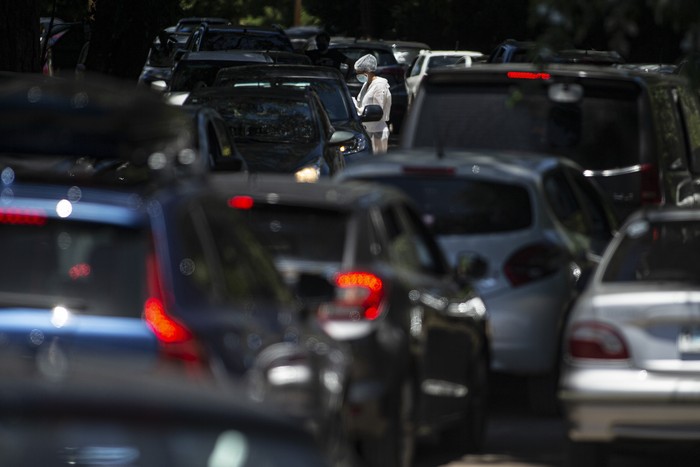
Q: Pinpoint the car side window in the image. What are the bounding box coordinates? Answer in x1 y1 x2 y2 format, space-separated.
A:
567 168 614 239
398 204 446 275
410 56 425 77
650 86 688 171
380 206 423 272
543 169 588 236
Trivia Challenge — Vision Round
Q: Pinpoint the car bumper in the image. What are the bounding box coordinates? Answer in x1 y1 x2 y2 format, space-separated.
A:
560 367 700 442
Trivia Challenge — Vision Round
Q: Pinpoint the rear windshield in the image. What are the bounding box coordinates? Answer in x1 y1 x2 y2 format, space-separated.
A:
602 219 700 283
237 205 348 262
413 81 642 170
0 219 147 316
360 176 533 234
201 32 293 53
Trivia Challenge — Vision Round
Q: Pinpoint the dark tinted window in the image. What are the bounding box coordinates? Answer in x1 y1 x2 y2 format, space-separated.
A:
362 176 532 234
190 94 317 144
427 55 466 69
237 205 348 263
0 219 147 316
413 81 641 170
602 219 700 283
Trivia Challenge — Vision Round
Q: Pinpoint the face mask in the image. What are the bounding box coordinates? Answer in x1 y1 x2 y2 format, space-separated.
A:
357 73 368 84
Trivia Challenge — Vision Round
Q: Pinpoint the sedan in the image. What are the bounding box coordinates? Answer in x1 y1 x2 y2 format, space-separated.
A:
185 86 352 181
212 63 384 163
211 173 491 467
336 149 619 414
559 206 700 466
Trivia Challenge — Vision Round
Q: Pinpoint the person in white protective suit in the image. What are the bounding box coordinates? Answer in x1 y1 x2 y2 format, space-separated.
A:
353 54 392 154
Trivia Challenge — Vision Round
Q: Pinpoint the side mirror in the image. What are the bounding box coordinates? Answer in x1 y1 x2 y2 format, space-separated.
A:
361 104 383 122
329 130 355 146
454 251 488 284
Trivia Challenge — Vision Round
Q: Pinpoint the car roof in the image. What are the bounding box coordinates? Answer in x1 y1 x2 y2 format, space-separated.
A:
424 62 687 86
336 148 580 185
328 38 395 51
210 173 409 211
199 23 286 34
420 50 483 57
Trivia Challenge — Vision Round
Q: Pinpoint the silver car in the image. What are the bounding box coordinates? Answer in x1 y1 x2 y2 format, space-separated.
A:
560 207 700 466
336 148 618 413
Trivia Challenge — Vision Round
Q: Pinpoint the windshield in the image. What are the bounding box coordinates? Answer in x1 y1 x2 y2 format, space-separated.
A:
361 176 532 235
192 94 318 144
602 219 700 283
413 81 642 171
223 80 351 121
202 32 292 52
0 218 147 316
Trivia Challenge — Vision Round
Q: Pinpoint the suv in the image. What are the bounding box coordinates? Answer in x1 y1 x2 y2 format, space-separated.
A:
402 63 700 220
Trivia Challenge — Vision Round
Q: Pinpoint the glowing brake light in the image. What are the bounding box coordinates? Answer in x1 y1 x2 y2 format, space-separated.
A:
144 297 192 343
227 195 254 210
0 208 47 225
507 71 551 80
567 322 630 360
319 271 385 321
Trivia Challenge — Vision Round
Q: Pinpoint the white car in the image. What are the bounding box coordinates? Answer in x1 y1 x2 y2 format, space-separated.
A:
559 207 700 466
335 149 619 413
405 49 484 106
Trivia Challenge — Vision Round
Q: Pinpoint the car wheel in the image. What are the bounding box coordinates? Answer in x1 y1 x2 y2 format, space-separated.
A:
443 351 489 453
566 440 609 467
359 378 415 467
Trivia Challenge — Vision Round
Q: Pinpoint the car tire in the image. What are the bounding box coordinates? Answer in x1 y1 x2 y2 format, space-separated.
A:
443 351 489 453
566 440 609 467
359 378 415 467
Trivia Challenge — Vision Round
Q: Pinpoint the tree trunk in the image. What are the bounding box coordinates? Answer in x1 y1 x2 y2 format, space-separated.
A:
0 0 41 72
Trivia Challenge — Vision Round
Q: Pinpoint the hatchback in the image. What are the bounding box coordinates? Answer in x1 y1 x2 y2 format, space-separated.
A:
402 63 700 221
560 206 700 466
211 173 491 467
336 149 619 413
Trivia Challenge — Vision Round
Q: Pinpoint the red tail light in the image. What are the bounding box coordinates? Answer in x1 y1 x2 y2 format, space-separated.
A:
507 71 551 80
639 163 662 205
504 242 565 287
0 208 47 225
145 252 206 365
318 271 385 321
227 195 254 210
567 322 630 360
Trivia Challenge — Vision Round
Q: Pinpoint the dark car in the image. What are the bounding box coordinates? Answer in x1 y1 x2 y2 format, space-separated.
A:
402 63 700 221
0 364 331 467
185 86 352 181
328 38 409 134
212 64 384 163
0 75 351 463
212 174 491 467
138 26 190 89
488 39 624 65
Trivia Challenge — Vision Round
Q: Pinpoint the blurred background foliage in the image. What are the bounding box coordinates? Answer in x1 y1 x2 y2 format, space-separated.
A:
19 0 700 78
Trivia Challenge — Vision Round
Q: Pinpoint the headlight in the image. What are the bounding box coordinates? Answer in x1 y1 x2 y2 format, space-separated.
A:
338 133 368 156
295 165 321 183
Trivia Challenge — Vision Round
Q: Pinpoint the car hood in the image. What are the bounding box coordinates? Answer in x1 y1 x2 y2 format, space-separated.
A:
237 142 323 173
